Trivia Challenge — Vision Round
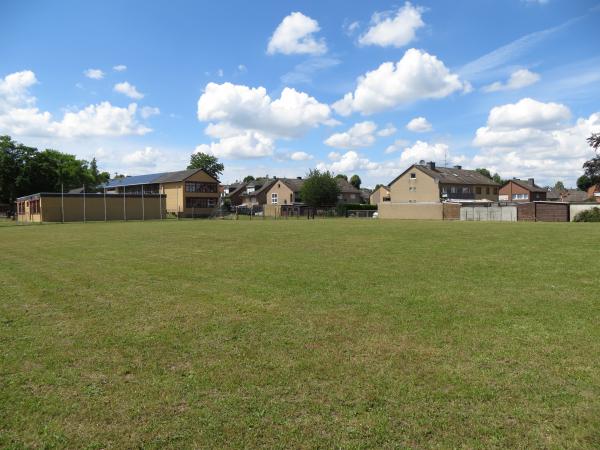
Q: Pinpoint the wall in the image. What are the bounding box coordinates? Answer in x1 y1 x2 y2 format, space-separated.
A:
460 205 517 221
180 171 220 217
369 187 389 205
19 194 165 222
265 181 295 207
442 203 461 220
161 182 183 213
378 202 443 220
517 202 569 222
390 167 439 203
570 203 600 221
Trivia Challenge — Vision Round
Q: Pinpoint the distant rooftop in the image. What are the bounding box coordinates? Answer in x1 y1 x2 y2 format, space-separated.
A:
103 168 216 188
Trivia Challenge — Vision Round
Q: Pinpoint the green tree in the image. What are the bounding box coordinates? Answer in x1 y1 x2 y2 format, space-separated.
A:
587 133 600 152
553 181 565 192
350 174 361 189
492 173 504 185
475 168 492 179
577 174 593 191
187 152 224 179
300 169 340 208
243 175 255 183
335 174 348 181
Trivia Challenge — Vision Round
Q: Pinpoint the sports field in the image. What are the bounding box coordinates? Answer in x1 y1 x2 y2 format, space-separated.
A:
1 219 599 448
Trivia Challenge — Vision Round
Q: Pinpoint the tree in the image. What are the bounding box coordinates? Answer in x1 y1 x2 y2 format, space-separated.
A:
300 169 340 208
335 174 348 181
475 168 492 179
373 184 384 191
577 174 593 192
243 175 255 183
554 181 565 192
587 133 600 152
187 152 224 179
350 174 361 189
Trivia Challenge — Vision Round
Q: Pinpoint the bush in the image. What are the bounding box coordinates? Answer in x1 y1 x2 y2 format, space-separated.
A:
573 207 600 222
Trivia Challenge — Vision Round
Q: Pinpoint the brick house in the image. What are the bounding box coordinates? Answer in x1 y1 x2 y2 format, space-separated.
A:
499 178 547 203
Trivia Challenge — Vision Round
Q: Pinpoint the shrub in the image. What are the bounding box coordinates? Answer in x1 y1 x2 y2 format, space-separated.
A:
573 207 600 222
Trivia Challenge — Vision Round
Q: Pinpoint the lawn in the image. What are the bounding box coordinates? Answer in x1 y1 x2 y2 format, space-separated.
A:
1 219 599 448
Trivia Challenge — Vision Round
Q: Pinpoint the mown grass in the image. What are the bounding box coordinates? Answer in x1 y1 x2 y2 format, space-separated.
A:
1 219 599 448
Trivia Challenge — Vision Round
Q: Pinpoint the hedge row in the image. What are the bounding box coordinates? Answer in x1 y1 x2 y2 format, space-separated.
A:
336 203 377 213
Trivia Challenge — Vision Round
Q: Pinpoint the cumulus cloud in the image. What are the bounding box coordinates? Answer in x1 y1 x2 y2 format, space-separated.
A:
0 70 151 138
332 48 467 116
290 151 313 161
377 123 397 137
267 12 327 55
114 81 144 100
406 116 432 132
472 98 600 182
397 140 448 163
358 2 425 48
384 139 410 154
196 82 333 159
324 121 379 149
84 68 104 80
317 150 380 173
140 106 160 118
113 65 127 72
122 147 162 167
483 69 540 92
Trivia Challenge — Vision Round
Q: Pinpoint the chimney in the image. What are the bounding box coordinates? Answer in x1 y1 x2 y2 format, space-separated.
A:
426 161 436 170
528 178 534 186
453 165 462 170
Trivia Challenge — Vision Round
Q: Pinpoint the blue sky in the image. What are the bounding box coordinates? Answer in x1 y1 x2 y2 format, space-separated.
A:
1 0 599 187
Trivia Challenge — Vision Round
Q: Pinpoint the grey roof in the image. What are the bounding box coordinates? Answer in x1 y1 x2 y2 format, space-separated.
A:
560 189 589 202
241 179 276 197
103 168 218 189
279 178 305 192
506 179 547 193
415 165 500 186
336 178 362 194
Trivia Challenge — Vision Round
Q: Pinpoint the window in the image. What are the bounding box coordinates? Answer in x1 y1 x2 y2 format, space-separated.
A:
271 193 278 204
486 187 490 195
185 197 218 208
410 172 416 179
17 202 25 214
462 187 471 194
290 193 293 203
476 187 482 195
451 186 457 193
185 182 217 193
30 199 40 214
494 188 498 195
512 193 528 200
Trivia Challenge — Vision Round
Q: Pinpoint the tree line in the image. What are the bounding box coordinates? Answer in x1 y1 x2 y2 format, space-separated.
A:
0 135 110 209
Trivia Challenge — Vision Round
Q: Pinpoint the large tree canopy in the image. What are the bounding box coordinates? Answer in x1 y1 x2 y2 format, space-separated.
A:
187 152 224 179
0 135 109 208
350 174 361 189
582 133 600 187
300 169 340 208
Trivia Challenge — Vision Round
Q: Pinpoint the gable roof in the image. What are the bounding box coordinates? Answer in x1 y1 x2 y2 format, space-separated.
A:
241 179 276 197
389 164 500 187
103 168 218 188
504 178 547 193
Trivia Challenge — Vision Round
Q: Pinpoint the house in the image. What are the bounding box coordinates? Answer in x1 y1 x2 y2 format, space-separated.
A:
222 182 247 206
263 176 364 214
104 168 220 217
359 188 372 204
336 178 363 203
548 189 589 203
239 178 276 207
387 162 500 203
587 184 600 203
499 178 547 203
369 186 390 205
15 192 165 223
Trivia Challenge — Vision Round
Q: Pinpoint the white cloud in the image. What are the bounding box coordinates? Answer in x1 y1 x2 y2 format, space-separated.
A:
217 69 224 77
281 57 341 85
122 147 162 167
343 20 360 36
290 151 313 161
237 64 247 73
384 138 410 154
486 97 570 130
332 48 467 116
267 12 327 55
197 82 333 159
317 150 380 173
140 106 160 119
114 81 144 100
397 140 448 163
377 123 397 137
358 2 425 48
84 68 104 80
113 65 127 72
324 121 378 149
483 69 541 92
0 70 38 112
328 151 342 160
0 71 151 138
195 131 275 159
472 98 600 183
406 116 432 132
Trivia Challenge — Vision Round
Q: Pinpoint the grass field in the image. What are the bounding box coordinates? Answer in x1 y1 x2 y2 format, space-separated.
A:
1 219 600 448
